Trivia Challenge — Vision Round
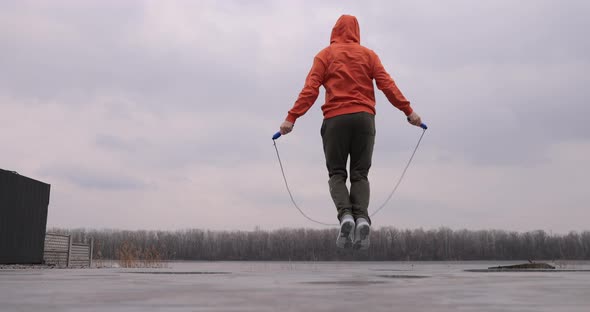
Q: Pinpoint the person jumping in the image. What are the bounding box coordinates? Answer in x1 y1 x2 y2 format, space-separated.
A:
278 14 423 250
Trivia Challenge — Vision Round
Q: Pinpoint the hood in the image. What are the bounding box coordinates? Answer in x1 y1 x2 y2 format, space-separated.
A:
330 15 360 44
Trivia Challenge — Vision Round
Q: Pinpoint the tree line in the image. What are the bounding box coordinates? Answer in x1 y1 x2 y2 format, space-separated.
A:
48 227 590 261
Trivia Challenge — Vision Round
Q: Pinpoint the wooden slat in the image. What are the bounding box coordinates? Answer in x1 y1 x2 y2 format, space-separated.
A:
43 233 92 267
45 233 70 238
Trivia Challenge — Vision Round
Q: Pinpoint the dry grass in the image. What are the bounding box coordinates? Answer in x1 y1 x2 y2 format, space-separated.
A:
117 241 164 268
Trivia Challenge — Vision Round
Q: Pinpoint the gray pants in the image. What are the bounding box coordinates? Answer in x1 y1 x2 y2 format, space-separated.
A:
321 112 375 224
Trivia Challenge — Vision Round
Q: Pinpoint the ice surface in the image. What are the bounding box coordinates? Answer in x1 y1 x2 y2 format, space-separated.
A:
1 261 590 312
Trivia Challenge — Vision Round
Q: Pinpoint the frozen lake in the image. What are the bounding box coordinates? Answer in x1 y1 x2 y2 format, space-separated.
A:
1 261 590 311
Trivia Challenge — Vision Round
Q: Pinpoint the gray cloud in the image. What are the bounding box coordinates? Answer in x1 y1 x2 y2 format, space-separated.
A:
39 165 149 191
1 0 588 232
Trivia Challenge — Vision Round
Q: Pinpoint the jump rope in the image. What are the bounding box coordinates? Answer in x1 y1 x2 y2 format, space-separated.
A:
272 119 428 226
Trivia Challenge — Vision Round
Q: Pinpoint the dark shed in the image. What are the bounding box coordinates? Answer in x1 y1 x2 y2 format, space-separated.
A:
0 169 50 264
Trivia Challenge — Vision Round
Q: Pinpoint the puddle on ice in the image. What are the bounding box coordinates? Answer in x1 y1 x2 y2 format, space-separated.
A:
376 274 430 279
302 280 389 286
125 271 231 275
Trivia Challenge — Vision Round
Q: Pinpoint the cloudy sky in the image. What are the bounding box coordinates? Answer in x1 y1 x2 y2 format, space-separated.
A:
1 0 588 233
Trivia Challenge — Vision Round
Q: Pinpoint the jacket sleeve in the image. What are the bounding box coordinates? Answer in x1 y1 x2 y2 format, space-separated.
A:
285 56 326 123
372 53 413 116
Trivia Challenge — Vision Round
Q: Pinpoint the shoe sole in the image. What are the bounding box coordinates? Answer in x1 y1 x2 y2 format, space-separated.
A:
336 222 354 249
353 224 370 250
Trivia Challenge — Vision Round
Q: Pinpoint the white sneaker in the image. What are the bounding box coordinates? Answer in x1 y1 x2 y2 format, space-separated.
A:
336 214 355 249
353 218 370 250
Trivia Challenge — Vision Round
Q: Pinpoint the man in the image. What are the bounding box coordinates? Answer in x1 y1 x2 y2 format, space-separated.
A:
278 15 422 249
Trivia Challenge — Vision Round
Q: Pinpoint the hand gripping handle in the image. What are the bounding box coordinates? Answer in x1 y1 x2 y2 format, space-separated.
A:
408 117 428 130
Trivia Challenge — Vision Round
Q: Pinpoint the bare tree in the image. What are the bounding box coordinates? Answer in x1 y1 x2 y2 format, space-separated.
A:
49 227 590 261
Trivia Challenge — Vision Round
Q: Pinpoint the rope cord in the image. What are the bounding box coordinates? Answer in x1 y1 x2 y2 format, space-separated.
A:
273 128 426 227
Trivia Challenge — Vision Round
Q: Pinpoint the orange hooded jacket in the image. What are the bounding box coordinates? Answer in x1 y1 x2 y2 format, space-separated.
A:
286 15 413 124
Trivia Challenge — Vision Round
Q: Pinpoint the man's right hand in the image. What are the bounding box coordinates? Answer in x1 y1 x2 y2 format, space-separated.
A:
407 111 422 127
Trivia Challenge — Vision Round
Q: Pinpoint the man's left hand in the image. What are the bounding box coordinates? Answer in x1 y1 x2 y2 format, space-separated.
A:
280 121 294 135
